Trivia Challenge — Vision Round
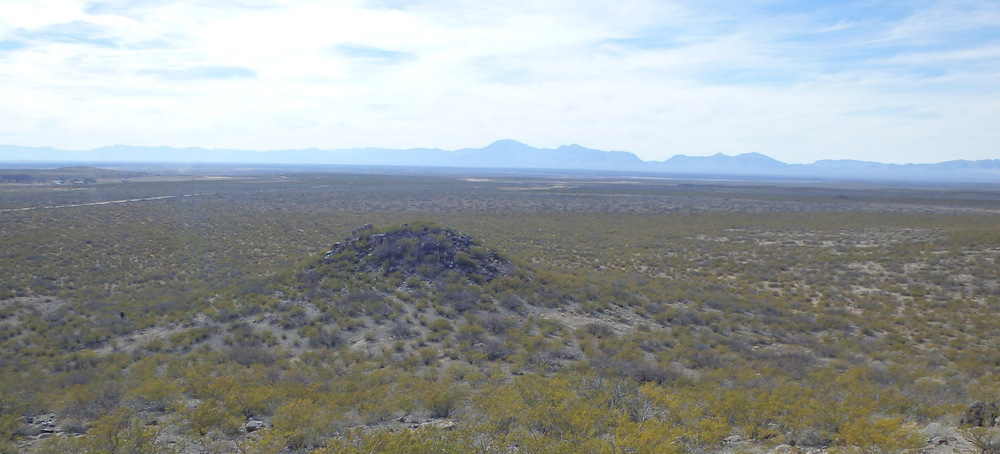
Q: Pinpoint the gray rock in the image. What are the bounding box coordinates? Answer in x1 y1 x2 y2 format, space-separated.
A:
926 435 957 445
245 419 266 433
769 444 796 454
420 420 455 430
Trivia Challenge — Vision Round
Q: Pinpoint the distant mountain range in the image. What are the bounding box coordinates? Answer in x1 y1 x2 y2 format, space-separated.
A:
2 140 999 183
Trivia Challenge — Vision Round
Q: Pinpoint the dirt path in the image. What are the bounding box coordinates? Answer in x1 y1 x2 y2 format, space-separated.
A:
0 192 215 213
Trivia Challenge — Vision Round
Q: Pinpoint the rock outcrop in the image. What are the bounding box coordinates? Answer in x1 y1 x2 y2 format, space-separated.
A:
960 401 999 427
320 222 517 283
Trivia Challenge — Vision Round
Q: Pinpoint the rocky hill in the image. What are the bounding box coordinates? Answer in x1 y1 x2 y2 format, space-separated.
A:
316 221 516 285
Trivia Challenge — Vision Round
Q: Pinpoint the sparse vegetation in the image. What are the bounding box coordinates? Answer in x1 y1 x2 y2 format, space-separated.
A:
1 169 999 452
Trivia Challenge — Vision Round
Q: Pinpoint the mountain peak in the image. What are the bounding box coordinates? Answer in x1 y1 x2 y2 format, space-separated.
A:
484 139 533 150
3 142 999 182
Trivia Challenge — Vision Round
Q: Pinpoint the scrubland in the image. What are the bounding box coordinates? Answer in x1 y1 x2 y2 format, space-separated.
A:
1 171 999 453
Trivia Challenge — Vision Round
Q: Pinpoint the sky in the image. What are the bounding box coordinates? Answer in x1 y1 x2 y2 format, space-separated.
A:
1 0 998 164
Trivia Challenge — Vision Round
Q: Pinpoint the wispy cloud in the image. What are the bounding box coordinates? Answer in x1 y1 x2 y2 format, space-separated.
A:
15 20 120 47
0 40 26 51
333 44 413 62
138 66 256 81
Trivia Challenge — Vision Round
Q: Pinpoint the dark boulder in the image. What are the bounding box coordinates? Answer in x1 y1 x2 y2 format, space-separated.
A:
961 401 999 427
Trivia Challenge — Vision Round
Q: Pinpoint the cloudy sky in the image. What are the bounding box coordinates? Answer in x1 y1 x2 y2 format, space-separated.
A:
1 0 998 164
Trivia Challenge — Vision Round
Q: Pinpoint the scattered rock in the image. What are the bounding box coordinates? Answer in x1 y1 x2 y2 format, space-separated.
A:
245 419 266 433
723 434 744 444
18 413 61 438
770 444 796 454
926 435 957 445
419 419 455 430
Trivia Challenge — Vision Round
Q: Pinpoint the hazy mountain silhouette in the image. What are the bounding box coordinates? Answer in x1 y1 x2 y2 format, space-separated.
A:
1 141 998 183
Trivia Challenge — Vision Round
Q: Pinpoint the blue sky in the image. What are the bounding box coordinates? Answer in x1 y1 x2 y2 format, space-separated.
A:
0 0 998 164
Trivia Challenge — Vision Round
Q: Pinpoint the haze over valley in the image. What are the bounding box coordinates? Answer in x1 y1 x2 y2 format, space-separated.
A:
3 140 999 184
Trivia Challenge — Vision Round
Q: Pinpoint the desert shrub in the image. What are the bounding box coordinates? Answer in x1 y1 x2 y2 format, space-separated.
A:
318 426 458 454
186 398 242 436
481 314 516 335
61 380 125 419
536 318 566 336
279 305 310 329
168 326 213 349
620 360 683 384
307 325 342 348
389 321 418 339
126 376 180 412
961 427 1000 454
273 398 333 450
577 322 616 339
229 344 275 366
481 338 517 361
499 294 527 312
418 347 439 365
839 416 923 454
427 318 452 332
444 289 480 313
420 379 468 418
456 324 486 345
36 407 163 454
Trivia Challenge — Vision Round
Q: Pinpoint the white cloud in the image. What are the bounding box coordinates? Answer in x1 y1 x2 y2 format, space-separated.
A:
0 0 998 163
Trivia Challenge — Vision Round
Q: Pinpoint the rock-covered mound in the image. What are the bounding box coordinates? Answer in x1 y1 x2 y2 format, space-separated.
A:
322 221 516 283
